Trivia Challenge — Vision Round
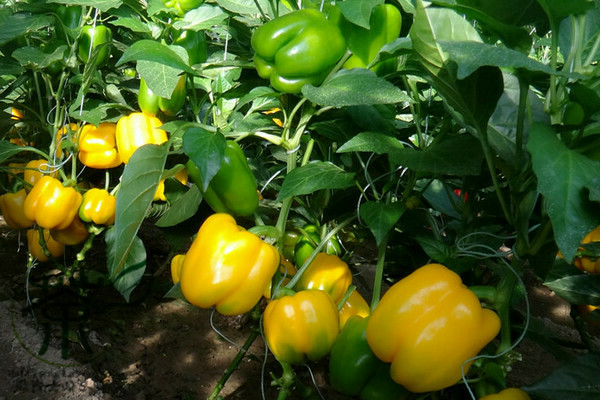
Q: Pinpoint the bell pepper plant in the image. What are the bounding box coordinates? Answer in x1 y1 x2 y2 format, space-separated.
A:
366 263 501 393
251 9 347 93
24 176 83 230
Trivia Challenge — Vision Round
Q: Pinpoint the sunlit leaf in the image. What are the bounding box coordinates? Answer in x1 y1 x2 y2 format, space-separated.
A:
277 161 355 200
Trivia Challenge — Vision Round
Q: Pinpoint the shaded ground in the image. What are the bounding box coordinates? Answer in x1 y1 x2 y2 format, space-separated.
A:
0 218 598 400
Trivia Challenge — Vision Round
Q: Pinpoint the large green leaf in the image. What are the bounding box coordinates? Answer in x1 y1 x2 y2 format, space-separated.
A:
389 134 483 176
537 0 594 24
172 5 229 31
137 60 184 99
337 131 404 154
48 0 122 12
523 353 600 399
116 40 194 74
182 128 226 191
359 201 406 246
108 144 168 289
0 13 52 46
544 273 600 305
277 161 355 201
0 141 32 163
11 46 67 69
105 229 146 302
155 185 203 228
302 69 411 107
527 123 600 261
337 0 384 29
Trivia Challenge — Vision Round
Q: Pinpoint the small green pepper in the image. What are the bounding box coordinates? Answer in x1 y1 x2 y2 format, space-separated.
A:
294 224 342 268
78 25 112 66
174 29 207 66
138 75 187 117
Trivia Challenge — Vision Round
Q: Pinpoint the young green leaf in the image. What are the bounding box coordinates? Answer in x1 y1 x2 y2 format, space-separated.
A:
182 128 226 191
155 185 203 228
276 161 355 201
359 201 406 246
337 131 404 154
105 229 146 302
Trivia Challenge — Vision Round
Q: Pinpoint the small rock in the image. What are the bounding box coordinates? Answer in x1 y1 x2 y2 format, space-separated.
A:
86 378 95 389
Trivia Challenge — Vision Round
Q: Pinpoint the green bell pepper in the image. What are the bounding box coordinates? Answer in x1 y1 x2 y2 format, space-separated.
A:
138 75 187 116
186 141 259 217
294 224 342 268
174 29 207 66
329 4 402 75
162 0 203 16
78 25 112 66
250 9 347 93
329 316 408 400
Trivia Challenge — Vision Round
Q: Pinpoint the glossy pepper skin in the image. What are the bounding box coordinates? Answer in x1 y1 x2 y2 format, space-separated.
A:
51 215 90 245
138 75 186 117
27 229 65 262
0 189 35 229
366 263 501 393
186 141 259 217
170 254 186 284
339 289 370 329
294 253 352 304
115 112 168 164
24 159 58 190
179 213 279 315
250 9 346 93
24 176 83 230
55 123 79 159
162 0 203 16
78 25 112 66
480 388 531 400
330 316 408 400
263 289 339 365
79 188 116 225
78 123 122 169
174 29 207 66
56 5 83 40
329 4 402 75
294 224 342 268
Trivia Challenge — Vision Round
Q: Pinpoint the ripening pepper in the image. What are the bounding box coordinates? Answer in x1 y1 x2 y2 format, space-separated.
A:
480 388 531 400
366 263 501 393
115 112 168 163
24 159 58 190
250 9 346 93
294 224 342 268
27 228 65 262
178 213 279 315
78 122 122 169
264 255 297 300
79 188 116 225
24 176 82 230
571 226 600 274
263 289 339 365
162 0 203 16
154 168 189 202
138 75 186 117
174 29 207 66
185 140 259 216
339 289 370 329
0 189 35 229
51 215 89 245
294 253 352 304
330 316 408 400
78 25 112 66
329 4 402 75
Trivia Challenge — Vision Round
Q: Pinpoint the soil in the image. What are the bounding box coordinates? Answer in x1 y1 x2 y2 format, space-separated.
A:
0 217 597 400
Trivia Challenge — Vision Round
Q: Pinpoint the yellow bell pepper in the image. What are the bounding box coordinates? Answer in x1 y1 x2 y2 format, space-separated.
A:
24 176 82 230
78 122 122 169
115 112 168 164
264 255 297 299
339 289 370 329
263 289 339 365
178 213 279 315
480 388 531 400
0 189 35 229
50 215 90 245
23 159 58 190
294 253 352 304
366 263 501 393
572 226 600 274
55 123 79 159
27 228 65 262
79 188 116 225
170 254 186 284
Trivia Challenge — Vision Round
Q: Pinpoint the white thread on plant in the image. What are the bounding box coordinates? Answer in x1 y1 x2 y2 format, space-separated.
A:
260 167 285 194
304 363 326 400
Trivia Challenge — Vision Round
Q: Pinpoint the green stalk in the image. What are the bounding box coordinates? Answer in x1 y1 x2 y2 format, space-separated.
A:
494 271 517 354
515 73 529 171
370 233 390 312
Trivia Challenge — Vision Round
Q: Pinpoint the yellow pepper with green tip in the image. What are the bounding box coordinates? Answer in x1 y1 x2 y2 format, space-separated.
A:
79 188 116 225
263 289 339 365
0 189 35 229
366 263 501 393
178 213 279 315
294 252 352 304
78 122 122 169
24 176 82 230
480 388 531 400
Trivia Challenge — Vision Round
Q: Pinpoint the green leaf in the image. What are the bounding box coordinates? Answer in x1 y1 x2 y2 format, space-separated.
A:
0 55 24 75
0 140 30 163
277 161 355 201
155 185 203 228
108 144 168 287
116 40 193 74
0 13 52 46
302 69 411 107
11 46 67 69
182 128 226 191
537 0 594 24
337 0 384 29
523 353 600 399
48 0 123 12
359 201 406 246
389 134 483 175
527 123 600 261
69 99 120 125
415 236 452 263
440 41 584 80
544 273 600 305
172 5 228 31
216 0 271 17
337 131 404 154
105 229 146 302
137 60 183 99
164 282 186 300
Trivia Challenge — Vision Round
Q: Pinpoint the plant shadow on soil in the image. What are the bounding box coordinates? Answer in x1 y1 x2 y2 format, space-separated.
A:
0 218 598 400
